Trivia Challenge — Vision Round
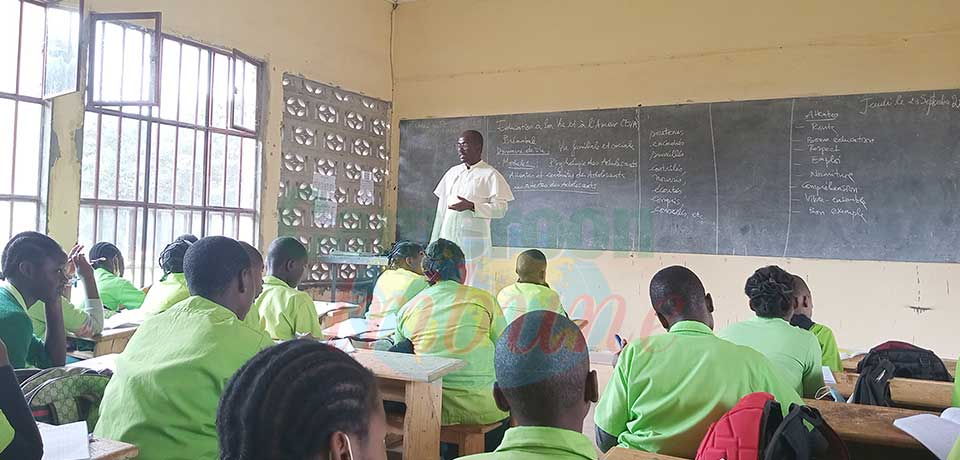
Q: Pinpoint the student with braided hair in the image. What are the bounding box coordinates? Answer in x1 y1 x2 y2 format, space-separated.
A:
394 238 509 455
94 236 271 460
217 340 388 460
88 242 146 311
719 265 824 397
26 243 105 338
366 240 428 328
140 235 197 318
0 232 68 368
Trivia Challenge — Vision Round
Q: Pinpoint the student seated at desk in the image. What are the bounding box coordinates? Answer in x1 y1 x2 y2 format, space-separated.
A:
595 266 802 458
719 265 824 398
394 238 509 450
366 241 428 328
0 338 42 460
249 237 322 340
788 274 842 373
88 242 146 311
94 236 272 460
496 249 566 324
27 245 105 339
218 340 387 460
140 235 197 318
460 310 598 460
0 232 68 369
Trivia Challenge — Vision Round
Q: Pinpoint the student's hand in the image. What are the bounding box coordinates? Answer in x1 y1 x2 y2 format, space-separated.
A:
448 196 475 212
69 244 96 282
0 338 8 367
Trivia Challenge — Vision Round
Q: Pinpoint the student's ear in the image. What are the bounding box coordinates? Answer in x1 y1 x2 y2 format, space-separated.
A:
17 260 35 279
492 383 511 412
237 268 250 294
705 293 715 313
327 431 352 460
585 369 599 403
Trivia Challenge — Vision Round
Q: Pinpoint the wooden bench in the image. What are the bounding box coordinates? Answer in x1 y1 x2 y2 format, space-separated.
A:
602 446 690 460
842 355 957 377
833 371 954 410
804 399 936 459
440 422 503 456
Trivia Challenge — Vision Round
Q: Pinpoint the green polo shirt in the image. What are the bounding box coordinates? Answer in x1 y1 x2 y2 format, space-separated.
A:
953 359 959 407
140 273 191 319
94 268 146 311
719 316 824 397
810 323 842 373
950 436 960 460
27 297 96 337
395 280 509 425
94 295 272 460
459 426 597 460
0 283 51 369
367 268 429 325
496 282 566 325
251 276 322 340
0 410 12 453
595 320 803 458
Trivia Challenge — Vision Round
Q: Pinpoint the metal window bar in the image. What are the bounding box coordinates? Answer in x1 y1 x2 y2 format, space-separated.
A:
87 12 162 107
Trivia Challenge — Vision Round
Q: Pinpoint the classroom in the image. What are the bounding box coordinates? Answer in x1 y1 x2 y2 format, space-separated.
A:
1 0 959 459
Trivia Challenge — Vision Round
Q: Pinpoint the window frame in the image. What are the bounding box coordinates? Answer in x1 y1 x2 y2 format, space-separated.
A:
86 11 162 107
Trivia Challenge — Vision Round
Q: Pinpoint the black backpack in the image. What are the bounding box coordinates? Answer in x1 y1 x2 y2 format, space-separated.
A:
763 402 849 460
856 341 954 382
850 359 896 406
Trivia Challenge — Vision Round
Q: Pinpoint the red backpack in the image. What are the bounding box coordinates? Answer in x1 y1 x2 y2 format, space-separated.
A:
696 393 849 460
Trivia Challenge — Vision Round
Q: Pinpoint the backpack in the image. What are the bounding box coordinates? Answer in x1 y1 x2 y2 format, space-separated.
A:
20 367 111 431
850 359 896 406
856 341 953 382
696 392 849 460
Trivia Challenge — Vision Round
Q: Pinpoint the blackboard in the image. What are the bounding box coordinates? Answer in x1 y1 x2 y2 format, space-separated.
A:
397 89 960 263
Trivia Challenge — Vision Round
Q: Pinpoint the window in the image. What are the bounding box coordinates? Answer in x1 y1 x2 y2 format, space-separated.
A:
0 0 81 244
79 24 262 286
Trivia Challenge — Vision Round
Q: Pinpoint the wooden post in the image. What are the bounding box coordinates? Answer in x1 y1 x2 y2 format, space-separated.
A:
402 380 443 460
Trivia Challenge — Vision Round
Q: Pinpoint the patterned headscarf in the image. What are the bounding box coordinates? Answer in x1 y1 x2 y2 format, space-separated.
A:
422 239 465 285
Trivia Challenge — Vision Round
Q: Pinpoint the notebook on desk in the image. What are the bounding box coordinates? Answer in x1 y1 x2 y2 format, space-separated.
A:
894 407 960 459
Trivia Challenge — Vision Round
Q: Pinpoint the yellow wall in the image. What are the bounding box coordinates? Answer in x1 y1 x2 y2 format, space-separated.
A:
46 0 394 251
392 0 960 356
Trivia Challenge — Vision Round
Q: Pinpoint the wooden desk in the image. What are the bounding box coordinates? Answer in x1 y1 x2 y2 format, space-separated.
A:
602 446 689 460
72 326 138 357
833 371 954 410
315 301 360 329
90 436 139 459
843 355 957 377
805 399 935 459
353 350 465 460
67 353 119 372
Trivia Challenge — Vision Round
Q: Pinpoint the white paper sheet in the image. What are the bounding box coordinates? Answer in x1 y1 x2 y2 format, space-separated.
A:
894 409 960 459
39 421 89 460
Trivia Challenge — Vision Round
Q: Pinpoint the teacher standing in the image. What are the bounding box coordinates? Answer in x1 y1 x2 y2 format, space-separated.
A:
431 130 514 270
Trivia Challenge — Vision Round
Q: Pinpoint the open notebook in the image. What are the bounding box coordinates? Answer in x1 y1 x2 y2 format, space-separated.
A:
894 407 960 459
38 421 89 460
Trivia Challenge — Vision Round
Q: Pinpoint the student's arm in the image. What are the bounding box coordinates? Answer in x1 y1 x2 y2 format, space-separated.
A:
111 278 147 310
72 252 105 335
801 335 825 398
38 296 66 367
0 340 42 460
817 326 843 373
488 296 507 343
594 344 634 452
292 293 324 338
75 298 105 337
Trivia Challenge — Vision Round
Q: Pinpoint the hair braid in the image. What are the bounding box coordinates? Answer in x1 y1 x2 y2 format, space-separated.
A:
218 340 379 460
744 265 795 318
0 232 64 280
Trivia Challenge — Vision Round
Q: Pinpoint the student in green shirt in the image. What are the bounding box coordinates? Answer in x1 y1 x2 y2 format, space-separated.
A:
0 337 43 460
94 236 271 460
0 232 68 369
719 265 824 398
394 239 510 441
953 359 959 407
88 242 146 311
140 235 197 318
28 248 105 338
251 237 323 340
595 266 803 458
218 339 388 460
367 241 428 328
496 249 566 325
788 274 843 373
461 310 599 460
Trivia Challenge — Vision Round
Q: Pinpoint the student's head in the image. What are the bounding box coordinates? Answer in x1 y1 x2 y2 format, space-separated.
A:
649 265 715 330
744 265 795 320
266 237 308 288
0 232 69 304
516 249 548 285
158 234 197 280
387 241 425 275
790 274 813 318
218 340 386 460
422 239 465 285
493 311 597 431
89 242 124 276
457 130 484 166
183 237 259 320
239 240 265 298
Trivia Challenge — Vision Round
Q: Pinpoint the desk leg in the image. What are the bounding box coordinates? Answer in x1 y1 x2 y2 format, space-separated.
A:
402 380 442 460
93 339 114 357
